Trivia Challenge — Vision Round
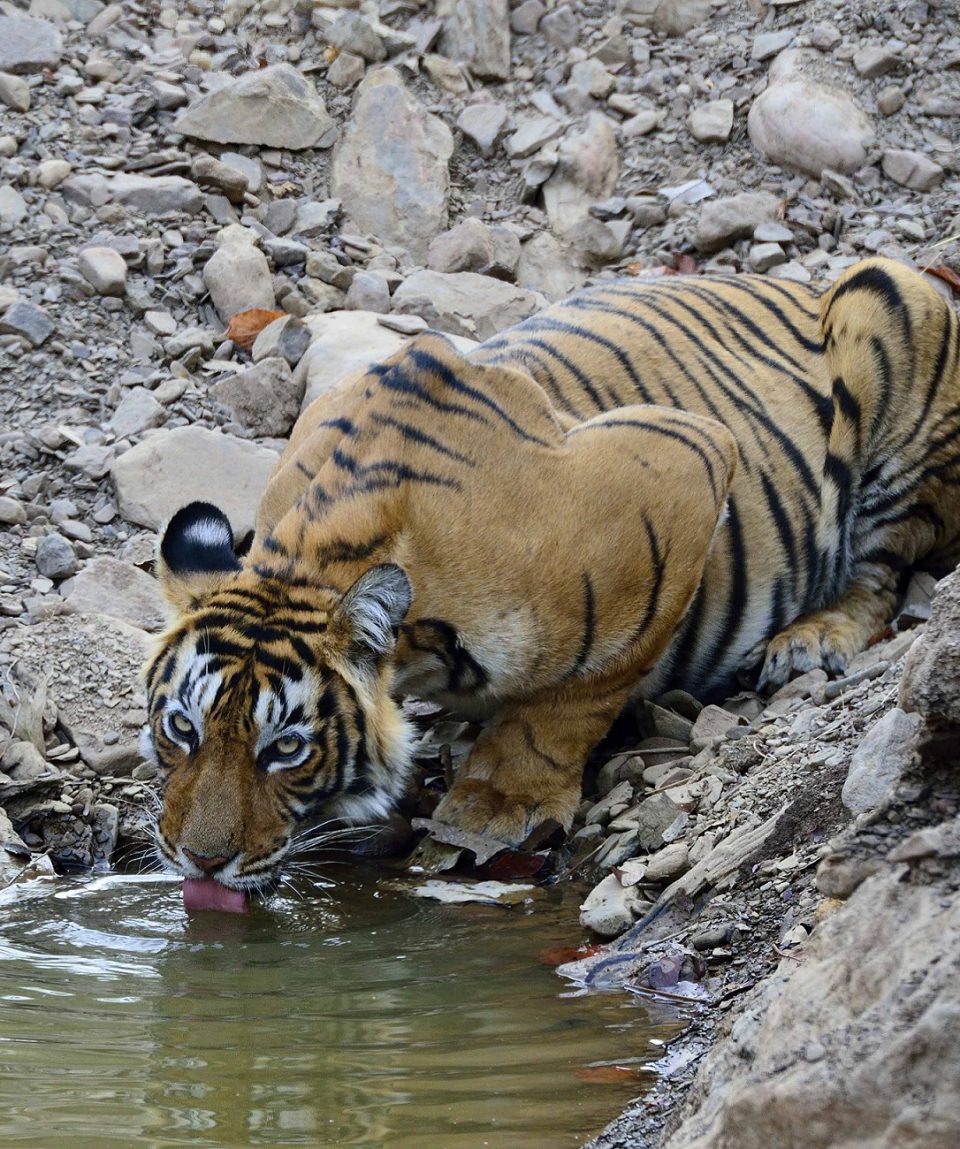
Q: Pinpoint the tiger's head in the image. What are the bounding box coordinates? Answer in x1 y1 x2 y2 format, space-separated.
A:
141 501 415 894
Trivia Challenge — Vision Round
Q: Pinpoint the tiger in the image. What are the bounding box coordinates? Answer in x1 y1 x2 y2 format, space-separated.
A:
142 257 960 898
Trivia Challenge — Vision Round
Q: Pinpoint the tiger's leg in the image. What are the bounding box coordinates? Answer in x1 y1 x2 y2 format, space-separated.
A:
433 676 637 845
757 558 900 692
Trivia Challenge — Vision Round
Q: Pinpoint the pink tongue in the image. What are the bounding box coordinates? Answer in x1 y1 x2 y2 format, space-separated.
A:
182 878 249 914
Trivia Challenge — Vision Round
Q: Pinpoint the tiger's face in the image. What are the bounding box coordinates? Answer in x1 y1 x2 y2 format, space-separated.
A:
143 503 414 894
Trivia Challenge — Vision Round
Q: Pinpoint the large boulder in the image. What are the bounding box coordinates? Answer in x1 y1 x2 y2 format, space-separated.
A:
542 114 619 236
111 426 280 540
901 569 960 736
437 0 511 80
0 15 62 74
331 67 453 262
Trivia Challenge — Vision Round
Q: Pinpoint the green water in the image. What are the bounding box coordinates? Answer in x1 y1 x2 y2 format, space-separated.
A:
0 868 683 1148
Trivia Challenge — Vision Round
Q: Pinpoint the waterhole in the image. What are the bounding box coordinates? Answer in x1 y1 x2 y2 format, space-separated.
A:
0 869 685 1148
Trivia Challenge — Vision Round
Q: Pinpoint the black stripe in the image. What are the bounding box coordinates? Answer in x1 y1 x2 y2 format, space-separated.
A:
369 411 476 464
568 573 596 677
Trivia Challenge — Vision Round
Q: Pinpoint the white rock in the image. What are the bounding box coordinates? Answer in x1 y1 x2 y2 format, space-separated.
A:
108 388 163 440
688 99 733 144
175 63 336 150
748 75 874 177
78 246 128 296
0 15 62 74
202 226 275 322
0 71 30 112
749 242 787 272
0 186 27 225
516 231 583 301
392 270 545 340
542 113 619 235
36 159 71 188
579 873 645 937
457 102 508 156
299 311 409 410
110 426 280 539
881 149 944 192
331 67 453 263
842 708 921 815
696 192 781 252
752 30 795 61
643 841 690 883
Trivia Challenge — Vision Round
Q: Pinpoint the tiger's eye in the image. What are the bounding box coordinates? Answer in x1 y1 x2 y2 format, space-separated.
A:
171 713 195 738
273 735 303 757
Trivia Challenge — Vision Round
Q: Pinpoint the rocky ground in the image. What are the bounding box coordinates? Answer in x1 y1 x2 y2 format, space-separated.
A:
1 0 959 1145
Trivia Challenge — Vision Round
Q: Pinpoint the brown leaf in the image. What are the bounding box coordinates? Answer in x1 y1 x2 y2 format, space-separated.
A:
925 264 960 294
538 943 606 967
226 308 286 351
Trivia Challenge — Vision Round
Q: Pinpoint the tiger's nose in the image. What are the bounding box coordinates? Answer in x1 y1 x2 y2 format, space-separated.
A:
182 848 233 875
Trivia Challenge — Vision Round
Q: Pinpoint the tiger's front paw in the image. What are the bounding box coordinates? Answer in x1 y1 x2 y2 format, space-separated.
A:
433 778 577 847
757 617 858 693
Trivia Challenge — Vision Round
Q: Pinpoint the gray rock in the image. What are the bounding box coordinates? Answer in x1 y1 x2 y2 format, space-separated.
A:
579 873 646 937
62 556 168 631
877 85 907 116
107 173 203 215
0 71 30 112
35 534 78 580
516 231 583 301
901 569 960 729
0 186 27 225
643 841 690 883
300 310 409 409
542 113 619 236
251 315 313 367
344 271 391 313
688 99 734 144
108 388 163 440
696 192 781 252
0 300 55 347
326 51 365 89
752 30 795 61
190 154 248 203
175 64 337 150
511 0 545 34
457 102 508 155
438 0 510 79
78 246 128 296
842 708 921 815
748 76 874 177
0 496 26 525
325 12 386 62
331 67 453 263
854 44 900 78
504 115 564 159
620 0 712 36
111 426 280 539
202 226 275 322
881 149 944 192
211 357 304 438
749 242 787 272
392 269 544 340
541 5 578 47
635 791 683 851
428 218 498 274
0 16 62 74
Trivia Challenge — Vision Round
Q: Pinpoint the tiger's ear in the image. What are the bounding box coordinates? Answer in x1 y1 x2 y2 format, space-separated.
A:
156 502 241 615
332 564 413 668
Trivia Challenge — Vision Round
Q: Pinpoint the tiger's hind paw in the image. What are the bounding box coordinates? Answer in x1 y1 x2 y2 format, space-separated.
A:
757 617 858 694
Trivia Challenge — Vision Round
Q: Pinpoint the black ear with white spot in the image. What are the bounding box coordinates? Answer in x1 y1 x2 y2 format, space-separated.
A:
334 564 413 665
156 502 241 614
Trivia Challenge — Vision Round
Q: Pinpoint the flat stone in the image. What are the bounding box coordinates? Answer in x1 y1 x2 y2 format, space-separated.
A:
190 154 248 203
696 192 781 252
111 426 280 540
0 299 55 347
427 217 498 274
176 64 337 150
749 241 787 272
326 51 365 89
752 30 795 61
250 314 313 366
392 269 544 340
78 246 128 296
854 44 900 78
881 149 944 192
325 12 386 62
299 310 409 410
579 873 646 938
688 99 733 143
748 76 874 177
457 102 508 156
107 173 203 215
344 271 391 313
0 16 62 74
504 115 564 159
62 556 168 632
331 67 453 263
211 357 304 437
643 841 690 883
108 388 163 440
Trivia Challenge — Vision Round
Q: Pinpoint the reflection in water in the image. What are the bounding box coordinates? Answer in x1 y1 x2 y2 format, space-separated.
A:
0 869 685 1148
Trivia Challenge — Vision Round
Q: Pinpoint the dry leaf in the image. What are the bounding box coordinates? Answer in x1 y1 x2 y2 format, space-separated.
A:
226 308 286 351
925 264 960 294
